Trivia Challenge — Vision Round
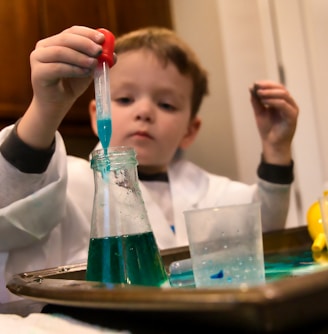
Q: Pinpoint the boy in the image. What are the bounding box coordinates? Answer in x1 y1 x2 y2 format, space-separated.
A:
0 26 298 302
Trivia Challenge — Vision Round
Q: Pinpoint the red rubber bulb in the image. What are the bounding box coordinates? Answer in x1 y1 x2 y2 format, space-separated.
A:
97 28 115 67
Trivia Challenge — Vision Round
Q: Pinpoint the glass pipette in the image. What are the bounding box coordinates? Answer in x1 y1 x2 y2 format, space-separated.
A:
94 28 115 154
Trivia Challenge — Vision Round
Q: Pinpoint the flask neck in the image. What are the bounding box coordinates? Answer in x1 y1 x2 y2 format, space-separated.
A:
90 146 150 238
91 146 138 172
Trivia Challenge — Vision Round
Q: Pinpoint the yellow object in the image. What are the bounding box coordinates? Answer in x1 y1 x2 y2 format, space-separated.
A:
307 200 326 252
312 250 328 263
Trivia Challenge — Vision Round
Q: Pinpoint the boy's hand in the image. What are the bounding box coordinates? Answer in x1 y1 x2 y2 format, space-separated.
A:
249 80 299 165
17 26 108 149
30 26 104 116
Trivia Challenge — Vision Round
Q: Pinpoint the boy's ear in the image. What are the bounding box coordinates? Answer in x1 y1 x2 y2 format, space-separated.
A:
179 117 202 149
89 99 98 136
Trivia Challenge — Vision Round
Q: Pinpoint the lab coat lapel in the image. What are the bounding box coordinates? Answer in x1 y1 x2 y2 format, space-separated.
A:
169 159 209 246
139 182 177 250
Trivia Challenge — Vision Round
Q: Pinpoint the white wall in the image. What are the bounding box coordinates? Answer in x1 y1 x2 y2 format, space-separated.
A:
170 0 238 181
301 0 328 180
170 0 328 228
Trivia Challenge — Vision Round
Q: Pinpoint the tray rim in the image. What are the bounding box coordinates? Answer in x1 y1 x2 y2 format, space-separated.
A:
7 261 328 332
7 260 328 311
7 227 328 332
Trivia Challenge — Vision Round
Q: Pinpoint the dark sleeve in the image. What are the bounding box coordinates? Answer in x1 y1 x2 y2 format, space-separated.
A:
0 123 55 173
257 158 294 184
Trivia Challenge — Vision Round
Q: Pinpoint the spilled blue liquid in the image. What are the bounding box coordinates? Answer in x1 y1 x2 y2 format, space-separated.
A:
97 118 112 153
169 249 328 288
210 270 224 279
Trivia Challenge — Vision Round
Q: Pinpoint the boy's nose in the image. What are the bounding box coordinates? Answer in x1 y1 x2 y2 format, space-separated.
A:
136 113 153 122
134 99 155 122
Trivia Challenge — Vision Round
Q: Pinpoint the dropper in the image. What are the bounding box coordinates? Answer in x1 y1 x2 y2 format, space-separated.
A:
94 28 115 154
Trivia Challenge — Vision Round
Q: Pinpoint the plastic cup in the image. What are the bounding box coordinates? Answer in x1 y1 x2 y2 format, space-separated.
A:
184 202 265 289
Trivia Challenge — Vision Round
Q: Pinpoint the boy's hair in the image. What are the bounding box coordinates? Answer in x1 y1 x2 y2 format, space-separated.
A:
114 27 209 119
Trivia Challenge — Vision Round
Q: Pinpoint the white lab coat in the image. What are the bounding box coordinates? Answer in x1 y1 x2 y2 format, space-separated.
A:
0 125 291 302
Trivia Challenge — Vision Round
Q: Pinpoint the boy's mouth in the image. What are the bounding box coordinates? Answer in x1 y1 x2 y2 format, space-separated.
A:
131 131 153 139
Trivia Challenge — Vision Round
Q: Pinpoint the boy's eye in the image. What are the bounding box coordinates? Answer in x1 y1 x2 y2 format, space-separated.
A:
116 97 133 105
159 102 176 111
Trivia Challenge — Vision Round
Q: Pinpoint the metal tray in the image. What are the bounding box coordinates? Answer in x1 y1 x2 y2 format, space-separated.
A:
7 227 328 333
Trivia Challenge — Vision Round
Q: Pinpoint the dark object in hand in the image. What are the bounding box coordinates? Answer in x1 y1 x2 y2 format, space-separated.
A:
251 84 261 101
251 84 266 107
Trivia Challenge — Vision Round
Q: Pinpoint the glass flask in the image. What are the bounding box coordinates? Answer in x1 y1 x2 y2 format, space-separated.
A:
86 146 169 287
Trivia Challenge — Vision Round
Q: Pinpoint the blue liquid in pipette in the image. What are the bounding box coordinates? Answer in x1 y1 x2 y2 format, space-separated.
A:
97 118 112 154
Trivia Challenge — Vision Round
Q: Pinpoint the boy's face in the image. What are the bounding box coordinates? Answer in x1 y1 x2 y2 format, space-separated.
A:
90 49 201 174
